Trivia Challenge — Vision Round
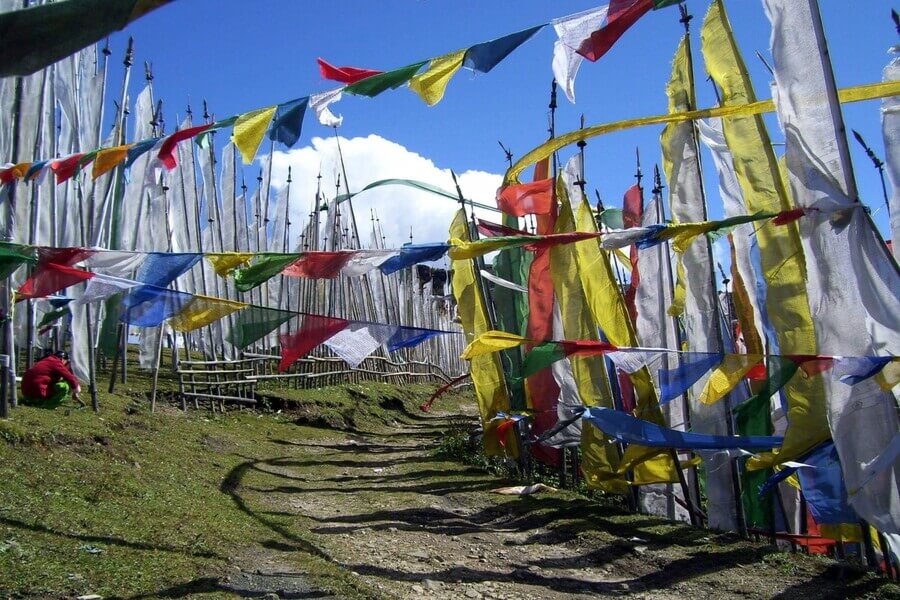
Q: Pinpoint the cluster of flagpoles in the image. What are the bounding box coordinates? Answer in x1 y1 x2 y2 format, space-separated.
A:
443 0 900 574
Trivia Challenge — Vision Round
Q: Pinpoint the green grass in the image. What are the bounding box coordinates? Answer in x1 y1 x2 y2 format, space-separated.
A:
0 355 457 599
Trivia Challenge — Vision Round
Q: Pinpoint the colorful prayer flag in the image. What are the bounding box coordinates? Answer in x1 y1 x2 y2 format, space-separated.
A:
317 58 383 84
496 178 554 217
232 106 277 164
409 50 466 106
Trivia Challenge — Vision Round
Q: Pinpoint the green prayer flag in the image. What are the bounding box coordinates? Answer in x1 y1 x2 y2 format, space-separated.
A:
38 307 69 330
599 208 625 230
521 342 568 380
344 61 428 97
226 305 295 348
0 244 36 279
735 356 797 529
233 253 302 292
653 0 683 9
491 213 532 411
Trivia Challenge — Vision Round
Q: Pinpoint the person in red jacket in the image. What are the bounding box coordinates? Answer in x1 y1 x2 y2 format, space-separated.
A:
21 351 82 409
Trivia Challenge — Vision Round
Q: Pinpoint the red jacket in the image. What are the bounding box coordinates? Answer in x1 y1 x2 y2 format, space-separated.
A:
21 356 80 399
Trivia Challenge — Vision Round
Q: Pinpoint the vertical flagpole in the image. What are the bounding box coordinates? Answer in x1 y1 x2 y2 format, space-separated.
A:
0 48 25 417
104 38 135 394
24 67 49 372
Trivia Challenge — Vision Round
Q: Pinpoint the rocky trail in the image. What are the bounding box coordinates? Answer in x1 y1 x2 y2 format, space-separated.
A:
222 409 893 599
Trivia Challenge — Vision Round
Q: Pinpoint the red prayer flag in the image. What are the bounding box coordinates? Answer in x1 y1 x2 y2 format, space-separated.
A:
17 262 94 300
772 208 807 226
527 231 601 251
158 124 212 170
476 218 529 238
496 178 554 217
51 153 85 184
745 362 768 382
559 340 619 356
785 354 835 377
282 252 353 279
278 314 349 372
317 58 383 85
577 0 654 62
525 159 561 467
622 183 643 325
37 247 95 267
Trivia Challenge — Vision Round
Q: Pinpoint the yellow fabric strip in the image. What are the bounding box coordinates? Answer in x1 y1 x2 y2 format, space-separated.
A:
92 145 132 179
573 198 677 484
169 295 248 332
505 79 900 184
448 236 535 260
554 183 628 494
461 330 527 360
232 106 277 165
875 360 900 391
206 252 255 276
699 354 763 405
450 209 511 457
409 49 466 106
5 162 31 179
667 260 686 318
701 0 829 469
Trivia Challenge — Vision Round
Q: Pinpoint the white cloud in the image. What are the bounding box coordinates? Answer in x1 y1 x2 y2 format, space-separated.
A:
267 134 503 259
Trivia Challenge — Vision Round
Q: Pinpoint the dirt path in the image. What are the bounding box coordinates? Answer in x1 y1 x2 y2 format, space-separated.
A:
227 410 895 600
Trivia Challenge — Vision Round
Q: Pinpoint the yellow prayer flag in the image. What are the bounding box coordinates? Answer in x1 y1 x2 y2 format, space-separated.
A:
169 295 248 332
874 360 900 391
702 0 829 470
573 198 677 485
409 50 466 106
450 209 510 457
232 106 277 165
206 252 255 277
92 144 132 179
461 330 527 360
699 354 763 405
448 236 529 260
4 162 31 179
553 188 628 495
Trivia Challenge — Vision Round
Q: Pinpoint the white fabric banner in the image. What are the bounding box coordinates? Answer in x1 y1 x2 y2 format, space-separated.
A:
324 323 397 368
309 88 344 128
661 39 736 531
633 196 691 523
551 6 609 104
766 0 900 533
75 274 141 305
882 49 900 262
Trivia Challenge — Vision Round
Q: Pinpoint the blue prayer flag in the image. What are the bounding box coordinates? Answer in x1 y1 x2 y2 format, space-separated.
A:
125 137 161 169
135 252 202 288
269 97 308 147
658 352 723 404
463 25 544 73
387 326 444 353
379 243 450 275
797 442 859 525
120 286 192 327
582 407 783 451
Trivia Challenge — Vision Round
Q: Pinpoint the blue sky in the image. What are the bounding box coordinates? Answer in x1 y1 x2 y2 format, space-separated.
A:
100 0 898 248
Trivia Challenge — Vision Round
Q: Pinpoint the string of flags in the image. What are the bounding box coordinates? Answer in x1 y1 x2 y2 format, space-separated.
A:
26 267 454 371
1 198 848 302
462 330 900 407
1 1 683 182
